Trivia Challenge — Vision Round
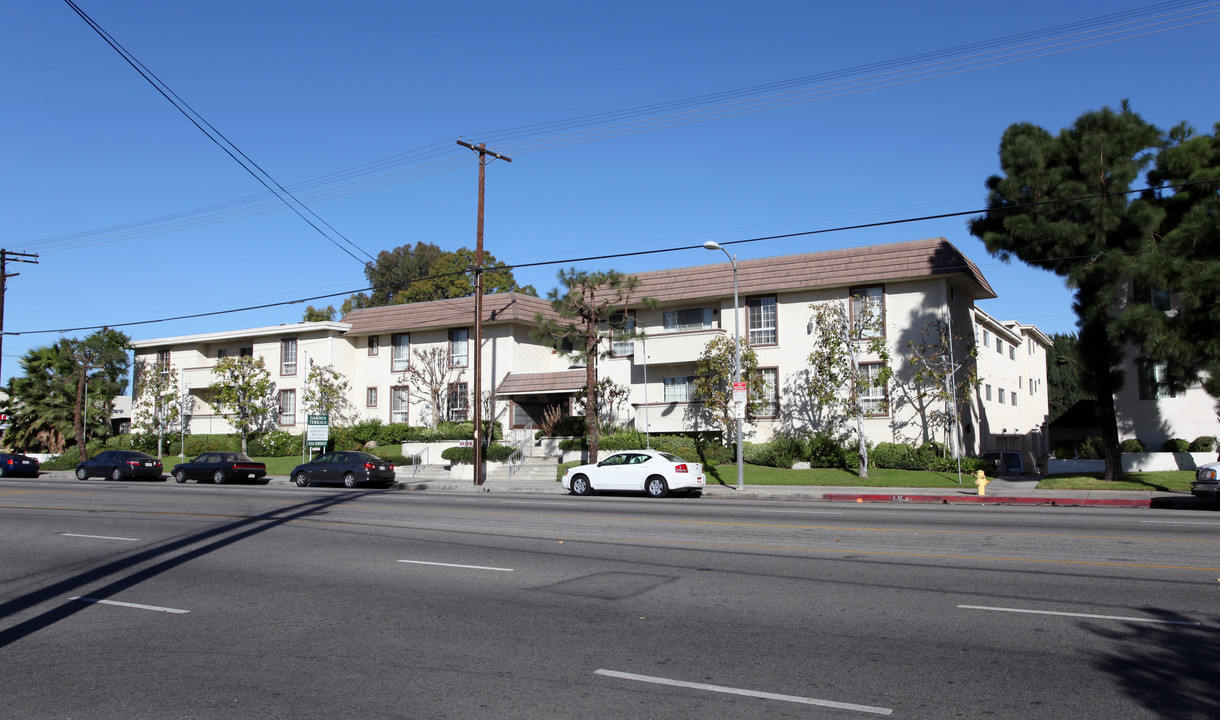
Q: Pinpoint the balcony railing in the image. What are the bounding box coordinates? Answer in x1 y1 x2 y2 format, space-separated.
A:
637 328 726 365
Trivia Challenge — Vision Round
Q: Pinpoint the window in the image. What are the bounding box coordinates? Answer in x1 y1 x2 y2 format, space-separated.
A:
998 388 1005 404
1019 377 1023 389
449 328 469 367
156 350 171 377
391 334 409 373
1029 380 1035 396
662 307 714 333
1151 289 1173 313
281 338 297 375
368 336 380 356
609 311 635 357
1028 341 1035 356
995 338 1003 354
1011 391 1018 407
747 296 777 345
366 387 378 407
391 386 409 423
217 348 229 360
278 389 296 426
859 363 888 416
1138 360 1177 400
756 368 779 417
1009 345 1015 360
663 376 697 402
985 384 992 401
239 346 253 357
850 286 884 338
447 383 469 421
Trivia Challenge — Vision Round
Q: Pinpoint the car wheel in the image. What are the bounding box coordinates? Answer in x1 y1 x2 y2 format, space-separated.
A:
76 467 89 481
294 472 309 488
570 474 592 496
645 476 669 498
174 470 187 484
343 472 357 488
110 467 123 482
213 470 225 485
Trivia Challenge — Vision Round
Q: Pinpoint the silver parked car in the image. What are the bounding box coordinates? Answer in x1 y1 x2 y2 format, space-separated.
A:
562 449 705 498
1191 456 1220 503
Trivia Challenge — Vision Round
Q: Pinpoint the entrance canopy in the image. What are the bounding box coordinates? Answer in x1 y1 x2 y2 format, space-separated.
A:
496 370 587 396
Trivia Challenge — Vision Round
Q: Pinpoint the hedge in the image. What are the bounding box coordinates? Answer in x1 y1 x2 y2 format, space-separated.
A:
440 444 517 463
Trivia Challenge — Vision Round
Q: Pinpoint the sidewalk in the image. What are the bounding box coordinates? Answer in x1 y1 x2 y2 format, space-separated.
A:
330 472 1205 509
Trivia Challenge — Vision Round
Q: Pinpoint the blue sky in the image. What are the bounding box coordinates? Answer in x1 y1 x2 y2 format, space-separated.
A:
3 1 1218 385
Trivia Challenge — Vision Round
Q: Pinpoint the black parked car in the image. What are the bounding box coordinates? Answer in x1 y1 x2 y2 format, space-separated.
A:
0 452 40 478
75 450 163 481
171 452 267 484
290 451 395 488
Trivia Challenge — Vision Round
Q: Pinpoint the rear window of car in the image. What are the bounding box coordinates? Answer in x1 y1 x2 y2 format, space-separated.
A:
352 452 381 462
657 452 685 463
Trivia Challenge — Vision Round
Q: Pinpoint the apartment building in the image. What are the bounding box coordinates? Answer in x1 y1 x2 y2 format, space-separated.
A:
131 237 1050 456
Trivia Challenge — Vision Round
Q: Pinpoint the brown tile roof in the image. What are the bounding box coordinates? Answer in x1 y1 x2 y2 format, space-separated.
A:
341 292 557 336
629 237 995 304
496 370 587 396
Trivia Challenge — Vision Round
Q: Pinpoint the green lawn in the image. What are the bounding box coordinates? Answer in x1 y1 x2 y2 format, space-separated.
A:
705 464 972 488
1036 471 1194 493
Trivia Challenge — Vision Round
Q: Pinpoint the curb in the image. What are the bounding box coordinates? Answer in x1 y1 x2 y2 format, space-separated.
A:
819 493 1152 508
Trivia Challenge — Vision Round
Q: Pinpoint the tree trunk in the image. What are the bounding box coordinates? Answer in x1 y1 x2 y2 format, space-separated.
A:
1097 391 1123 482
75 369 88 462
585 331 599 463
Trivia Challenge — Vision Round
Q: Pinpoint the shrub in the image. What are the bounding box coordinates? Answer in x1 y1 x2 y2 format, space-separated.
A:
185 434 240 455
441 444 517 463
1190 436 1217 453
871 442 918 470
556 460 581 481
1162 438 1191 453
808 432 848 468
1119 438 1146 453
249 430 301 457
742 441 771 465
1077 436 1104 459
376 423 412 446
348 419 384 446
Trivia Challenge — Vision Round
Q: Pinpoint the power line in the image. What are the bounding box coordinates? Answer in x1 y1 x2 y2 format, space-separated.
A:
61 0 375 265
8 178 1213 337
21 1 1218 254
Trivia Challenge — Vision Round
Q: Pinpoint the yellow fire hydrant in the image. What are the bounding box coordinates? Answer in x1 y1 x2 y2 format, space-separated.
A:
975 469 990 496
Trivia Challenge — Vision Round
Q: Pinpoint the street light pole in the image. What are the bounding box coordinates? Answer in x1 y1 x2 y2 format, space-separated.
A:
703 241 743 491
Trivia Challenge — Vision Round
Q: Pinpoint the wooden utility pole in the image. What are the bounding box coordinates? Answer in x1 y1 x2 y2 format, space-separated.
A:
0 250 39 386
456 140 511 485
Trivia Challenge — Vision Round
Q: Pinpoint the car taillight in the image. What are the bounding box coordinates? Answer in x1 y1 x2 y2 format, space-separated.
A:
364 462 376 470
674 464 688 473
387 463 394 470
4 459 12 465
126 460 140 466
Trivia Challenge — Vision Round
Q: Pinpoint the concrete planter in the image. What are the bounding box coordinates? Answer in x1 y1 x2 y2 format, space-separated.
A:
537 436 579 458
1048 451 1218 474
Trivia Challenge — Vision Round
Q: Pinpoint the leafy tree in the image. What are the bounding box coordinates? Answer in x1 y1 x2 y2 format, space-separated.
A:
1129 121 1220 397
208 356 276 455
1046 332 1089 423
132 358 181 457
303 361 353 425
1 344 78 453
340 242 535 311
901 319 978 449
400 346 464 430
806 297 891 478
302 305 336 322
691 334 766 446
533 269 653 462
65 328 131 461
969 102 1163 481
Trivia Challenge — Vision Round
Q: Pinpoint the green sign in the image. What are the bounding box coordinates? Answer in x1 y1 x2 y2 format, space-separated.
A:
306 414 329 448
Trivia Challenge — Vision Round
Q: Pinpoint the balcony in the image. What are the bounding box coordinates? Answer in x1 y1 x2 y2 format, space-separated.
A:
181 365 216 391
637 329 726 365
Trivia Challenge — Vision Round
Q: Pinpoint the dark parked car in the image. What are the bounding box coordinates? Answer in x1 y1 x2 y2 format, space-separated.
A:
75 450 163 481
171 452 267 484
0 452 40 478
290 451 395 488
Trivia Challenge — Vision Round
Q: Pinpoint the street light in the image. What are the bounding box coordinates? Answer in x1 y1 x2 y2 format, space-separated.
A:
703 241 744 491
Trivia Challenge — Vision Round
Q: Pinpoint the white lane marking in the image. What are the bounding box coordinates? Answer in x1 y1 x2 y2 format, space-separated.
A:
957 605 1200 626
71 597 189 614
594 669 892 715
59 533 139 541
1140 520 1220 526
398 560 514 572
757 510 845 515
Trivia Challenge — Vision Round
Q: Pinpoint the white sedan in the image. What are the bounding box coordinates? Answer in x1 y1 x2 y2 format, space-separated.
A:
562 449 705 498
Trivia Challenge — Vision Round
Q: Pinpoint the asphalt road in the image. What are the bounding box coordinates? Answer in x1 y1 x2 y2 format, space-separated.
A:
2 475 1218 719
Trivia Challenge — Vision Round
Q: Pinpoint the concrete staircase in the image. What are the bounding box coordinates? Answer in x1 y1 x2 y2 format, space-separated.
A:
397 456 560 483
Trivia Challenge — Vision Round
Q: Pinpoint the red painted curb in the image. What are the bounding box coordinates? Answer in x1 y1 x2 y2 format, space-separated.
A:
820 494 1150 508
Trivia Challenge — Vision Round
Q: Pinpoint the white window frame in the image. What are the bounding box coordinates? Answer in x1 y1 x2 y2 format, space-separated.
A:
447 383 469 422
391 386 409 423
278 389 296 426
747 296 777 345
391 334 410 373
662 307 714 333
859 363 888 416
663 376 697 402
366 387 378 408
449 328 469 368
281 338 297 376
